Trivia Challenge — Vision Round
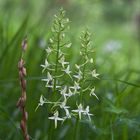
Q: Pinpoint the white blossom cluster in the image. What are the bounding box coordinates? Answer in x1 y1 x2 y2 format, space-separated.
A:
37 8 99 128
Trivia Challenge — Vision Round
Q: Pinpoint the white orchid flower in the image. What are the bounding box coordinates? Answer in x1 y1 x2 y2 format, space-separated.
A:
49 111 64 128
90 87 99 100
40 59 50 72
72 104 85 119
83 106 93 121
90 69 99 79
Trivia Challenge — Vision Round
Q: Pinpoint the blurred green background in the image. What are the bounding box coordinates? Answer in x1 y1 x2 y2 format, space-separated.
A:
0 0 140 140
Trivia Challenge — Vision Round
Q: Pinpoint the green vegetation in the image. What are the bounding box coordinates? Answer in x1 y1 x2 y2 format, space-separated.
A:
0 0 140 140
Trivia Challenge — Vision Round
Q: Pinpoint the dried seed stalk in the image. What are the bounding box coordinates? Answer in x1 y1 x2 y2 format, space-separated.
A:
17 38 29 140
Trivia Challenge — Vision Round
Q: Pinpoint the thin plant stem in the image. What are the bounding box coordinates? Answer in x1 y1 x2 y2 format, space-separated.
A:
51 18 61 139
80 33 88 103
48 120 53 140
53 32 60 95
74 117 79 140
80 60 87 103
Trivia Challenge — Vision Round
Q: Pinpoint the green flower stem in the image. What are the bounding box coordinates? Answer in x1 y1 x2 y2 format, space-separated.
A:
50 31 61 139
53 32 60 95
80 63 86 102
48 120 53 140
80 36 88 102
74 117 79 140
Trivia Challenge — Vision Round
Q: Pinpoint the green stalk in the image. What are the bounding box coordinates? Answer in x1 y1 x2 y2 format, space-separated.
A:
74 117 79 140
50 30 60 140
53 31 60 95
80 60 86 102
48 121 53 140
80 42 88 102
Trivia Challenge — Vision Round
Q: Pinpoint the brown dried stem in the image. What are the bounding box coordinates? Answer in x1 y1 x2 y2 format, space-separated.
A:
17 38 29 140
